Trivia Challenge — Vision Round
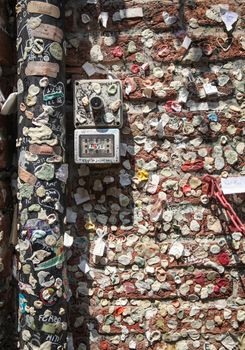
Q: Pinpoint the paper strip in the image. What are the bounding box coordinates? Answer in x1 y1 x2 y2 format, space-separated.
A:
221 177 245 194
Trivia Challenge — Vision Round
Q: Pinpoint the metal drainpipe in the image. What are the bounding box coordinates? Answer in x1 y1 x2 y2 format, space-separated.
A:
16 1 68 349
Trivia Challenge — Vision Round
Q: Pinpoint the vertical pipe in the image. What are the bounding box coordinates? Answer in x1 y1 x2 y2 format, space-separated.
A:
16 1 68 349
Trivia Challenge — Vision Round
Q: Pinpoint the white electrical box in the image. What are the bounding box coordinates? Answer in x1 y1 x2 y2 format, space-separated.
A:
74 129 120 164
74 79 123 164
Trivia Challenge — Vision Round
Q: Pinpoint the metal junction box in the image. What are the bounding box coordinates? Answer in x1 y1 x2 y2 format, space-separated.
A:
74 79 123 164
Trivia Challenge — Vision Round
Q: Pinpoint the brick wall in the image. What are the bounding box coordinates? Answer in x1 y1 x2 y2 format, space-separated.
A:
64 1 245 349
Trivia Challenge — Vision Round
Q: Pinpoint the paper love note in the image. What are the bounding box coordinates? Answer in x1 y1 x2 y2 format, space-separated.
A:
93 228 107 256
221 11 238 31
221 177 245 194
93 238 106 256
64 232 74 248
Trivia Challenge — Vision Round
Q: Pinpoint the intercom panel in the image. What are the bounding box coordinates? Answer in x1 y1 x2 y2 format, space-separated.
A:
74 79 123 129
74 129 120 164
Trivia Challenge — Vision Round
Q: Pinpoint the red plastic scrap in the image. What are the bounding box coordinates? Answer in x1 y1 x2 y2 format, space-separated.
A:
112 46 124 58
130 64 140 74
164 100 182 113
194 272 205 286
213 285 220 293
182 184 191 194
114 306 126 317
100 340 110 350
181 159 204 172
217 252 230 266
202 175 245 234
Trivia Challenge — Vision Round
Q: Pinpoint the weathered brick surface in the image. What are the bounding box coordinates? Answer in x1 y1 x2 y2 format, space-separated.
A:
91 302 245 335
65 0 245 349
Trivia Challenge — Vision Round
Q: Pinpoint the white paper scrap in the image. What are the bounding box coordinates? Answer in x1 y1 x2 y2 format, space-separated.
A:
56 164 69 183
221 11 238 31
1 92 17 115
120 8 143 19
182 36 192 50
221 177 245 194
186 101 209 111
67 334 74 350
66 208 77 224
125 83 132 96
78 259 90 274
82 62 96 77
99 12 109 28
93 237 106 256
146 174 160 194
178 87 189 103
0 88 5 103
120 143 127 157
64 232 74 248
203 83 218 95
169 242 184 259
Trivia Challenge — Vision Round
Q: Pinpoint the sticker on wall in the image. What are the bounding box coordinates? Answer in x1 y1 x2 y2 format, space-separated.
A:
38 188 61 210
43 83 65 108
